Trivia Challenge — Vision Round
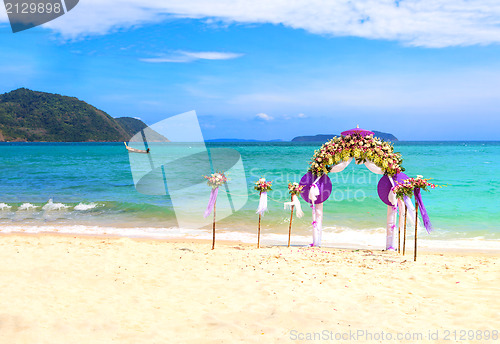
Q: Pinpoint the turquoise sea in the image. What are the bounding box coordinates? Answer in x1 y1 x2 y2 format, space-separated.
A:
0 142 499 250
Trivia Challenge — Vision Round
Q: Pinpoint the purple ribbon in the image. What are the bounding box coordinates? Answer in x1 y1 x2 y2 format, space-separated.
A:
203 187 219 218
414 188 433 233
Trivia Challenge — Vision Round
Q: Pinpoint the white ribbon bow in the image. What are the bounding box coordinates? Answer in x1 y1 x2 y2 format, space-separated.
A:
256 191 268 215
284 194 304 218
308 183 319 204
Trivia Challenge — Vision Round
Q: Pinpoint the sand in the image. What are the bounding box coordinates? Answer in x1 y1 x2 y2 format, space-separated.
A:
0 233 498 344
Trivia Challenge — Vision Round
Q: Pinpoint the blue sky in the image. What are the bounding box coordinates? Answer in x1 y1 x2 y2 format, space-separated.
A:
1 1 500 140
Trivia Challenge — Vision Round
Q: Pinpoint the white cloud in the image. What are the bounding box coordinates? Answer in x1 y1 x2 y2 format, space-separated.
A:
255 113 274 121
140 50 243 63
183 51 243 60
5 0 497 47
283 113 308 120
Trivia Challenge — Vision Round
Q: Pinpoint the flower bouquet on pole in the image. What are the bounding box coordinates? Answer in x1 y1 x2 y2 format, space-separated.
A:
203 172 228 250
284 182 305 247
254 178 272 248
392 175 439 261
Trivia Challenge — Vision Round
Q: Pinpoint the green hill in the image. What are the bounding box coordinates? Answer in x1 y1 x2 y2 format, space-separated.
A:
0 88 148 142
115 117 148 138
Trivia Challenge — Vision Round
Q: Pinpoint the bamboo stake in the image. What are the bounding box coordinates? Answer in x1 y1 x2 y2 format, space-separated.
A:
403 205 407 255
212 198 217 250
414 194 419 262
257 191 262 248
288 195 294 248
257 213 261 248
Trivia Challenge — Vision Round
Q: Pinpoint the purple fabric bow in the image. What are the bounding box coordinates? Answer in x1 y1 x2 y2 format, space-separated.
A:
203 187 219 218
414 188 433 233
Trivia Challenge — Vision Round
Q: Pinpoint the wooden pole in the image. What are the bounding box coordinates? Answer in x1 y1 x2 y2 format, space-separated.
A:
212 198 217 250
257 191 262 248
288 195 294 248
403 205 407 255
414 194 419 262
257 214 261 248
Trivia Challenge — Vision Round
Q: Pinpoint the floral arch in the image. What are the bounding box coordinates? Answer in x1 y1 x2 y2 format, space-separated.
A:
302 127 416 250
308 129 404 177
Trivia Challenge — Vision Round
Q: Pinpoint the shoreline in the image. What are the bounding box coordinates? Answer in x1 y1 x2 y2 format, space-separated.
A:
3 231 500 257
1 227 500 254
3 230 499 261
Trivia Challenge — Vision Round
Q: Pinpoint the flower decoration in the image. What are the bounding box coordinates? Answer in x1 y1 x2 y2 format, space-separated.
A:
288 182 304 196
254 178 272 192
392 175 438 199
309 133 404 176
204 172 228 189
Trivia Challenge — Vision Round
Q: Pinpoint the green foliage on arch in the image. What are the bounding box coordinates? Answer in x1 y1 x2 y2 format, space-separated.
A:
309 133 404 176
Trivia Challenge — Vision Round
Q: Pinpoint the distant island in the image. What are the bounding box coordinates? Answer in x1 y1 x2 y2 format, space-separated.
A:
291 131 398 142
0 88 148 142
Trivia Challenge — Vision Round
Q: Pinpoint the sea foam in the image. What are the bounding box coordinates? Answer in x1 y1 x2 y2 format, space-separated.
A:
0 203 12 210
18 203 39 210
42 199 69 211
74 203 98 211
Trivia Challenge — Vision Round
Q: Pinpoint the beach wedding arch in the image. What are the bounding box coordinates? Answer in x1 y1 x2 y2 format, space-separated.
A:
301 126 437 256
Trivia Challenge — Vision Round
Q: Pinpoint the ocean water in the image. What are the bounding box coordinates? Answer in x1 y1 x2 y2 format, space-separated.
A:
0 142 499 250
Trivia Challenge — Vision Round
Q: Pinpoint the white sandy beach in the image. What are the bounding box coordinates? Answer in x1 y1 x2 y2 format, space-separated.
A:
0 233 498 343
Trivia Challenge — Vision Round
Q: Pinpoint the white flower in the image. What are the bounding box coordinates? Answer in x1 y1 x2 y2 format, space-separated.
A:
259 178 266 182
417 175 423 179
